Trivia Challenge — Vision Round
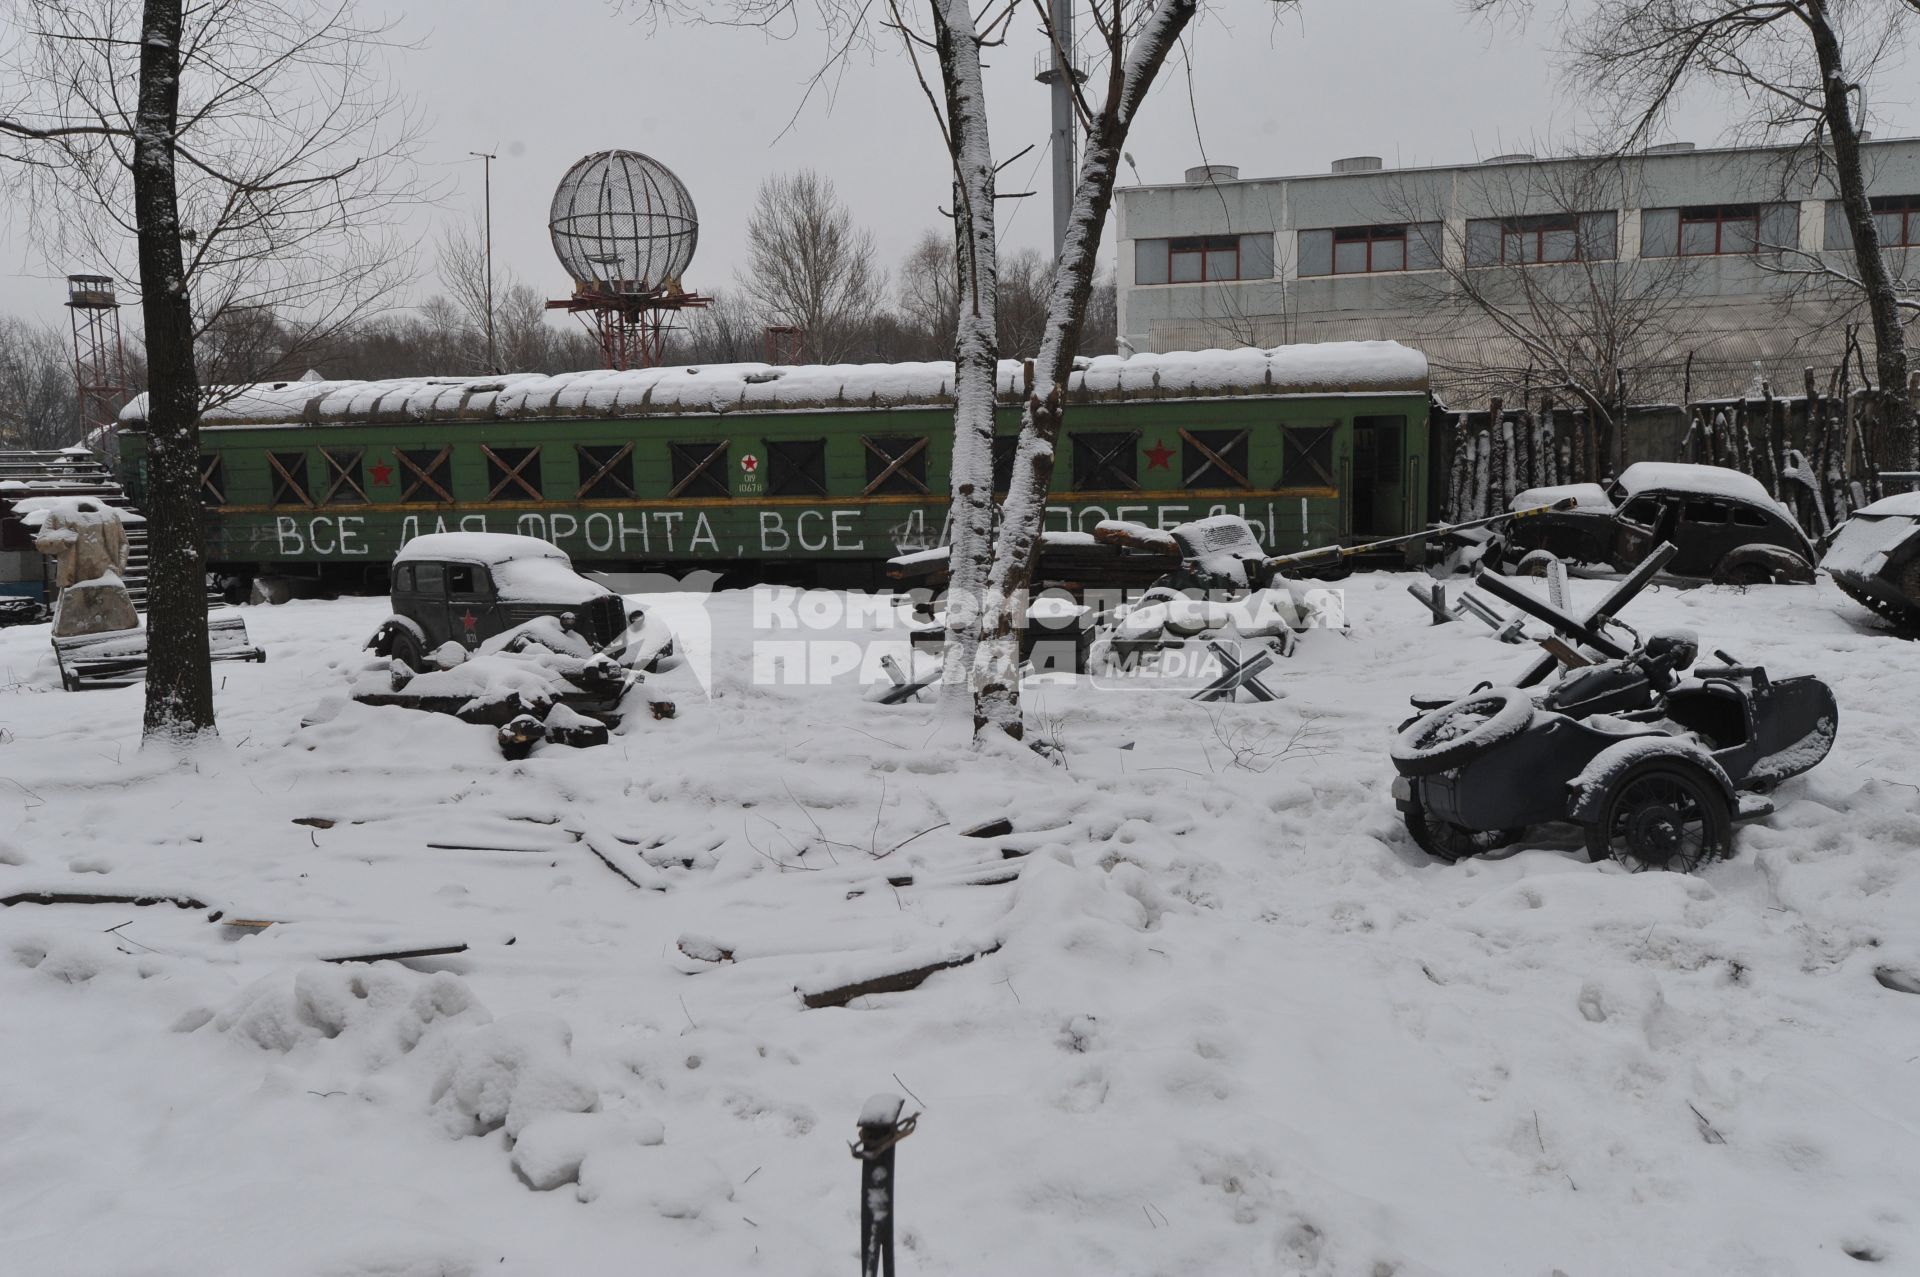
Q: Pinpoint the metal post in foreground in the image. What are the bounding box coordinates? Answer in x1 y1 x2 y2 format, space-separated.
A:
852 1093 917 1277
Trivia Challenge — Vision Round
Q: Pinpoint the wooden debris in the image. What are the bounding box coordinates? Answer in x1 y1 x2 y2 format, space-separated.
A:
292 817 336 830
323 942 469 965
2 890 208 910
798 942 1003 1009
962 817 1013 839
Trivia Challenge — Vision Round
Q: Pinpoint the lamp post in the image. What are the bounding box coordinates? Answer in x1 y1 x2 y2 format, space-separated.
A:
469 150 499 372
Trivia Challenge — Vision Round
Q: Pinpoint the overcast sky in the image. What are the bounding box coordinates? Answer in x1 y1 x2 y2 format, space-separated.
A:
4 0 1919 339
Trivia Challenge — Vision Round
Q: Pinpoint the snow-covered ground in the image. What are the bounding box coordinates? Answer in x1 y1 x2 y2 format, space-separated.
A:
1 573 1917 1276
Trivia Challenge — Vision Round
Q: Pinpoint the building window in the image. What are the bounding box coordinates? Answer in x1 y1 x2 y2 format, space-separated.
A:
1134 233 1274 285
1465 211 1617 266
1071 431 1140 491
1825 195 1920 250
767 439 828 497
576 443 636 500
397 447 453 503
862 435 931 495
1642 203 1798 257
320 448 367 505
1298 223 1441 277
268 451 311 507
483 445 542 501
1281 426 1337 488
198 454 225 506
668 440 730 499
1180 428 1250 489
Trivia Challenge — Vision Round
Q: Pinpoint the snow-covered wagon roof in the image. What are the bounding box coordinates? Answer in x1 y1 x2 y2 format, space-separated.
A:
118 341 1430 431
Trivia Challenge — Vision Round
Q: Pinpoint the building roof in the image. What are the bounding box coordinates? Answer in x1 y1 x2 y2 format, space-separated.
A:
119 341 1430 431
1116 135 1920 194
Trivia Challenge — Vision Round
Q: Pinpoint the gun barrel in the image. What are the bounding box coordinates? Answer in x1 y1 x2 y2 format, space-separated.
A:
1260 498 1574 573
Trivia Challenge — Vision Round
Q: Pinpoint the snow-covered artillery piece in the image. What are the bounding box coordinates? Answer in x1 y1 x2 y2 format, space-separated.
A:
1821 492 1920 630
1390 632 1837 871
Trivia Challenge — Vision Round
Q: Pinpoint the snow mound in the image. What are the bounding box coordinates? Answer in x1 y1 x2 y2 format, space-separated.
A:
428 1012 599 1139
214 965 488 1060
510 1111 665 1192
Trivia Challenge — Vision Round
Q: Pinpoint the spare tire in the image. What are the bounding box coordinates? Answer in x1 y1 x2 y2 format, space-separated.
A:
1390 687 1535 778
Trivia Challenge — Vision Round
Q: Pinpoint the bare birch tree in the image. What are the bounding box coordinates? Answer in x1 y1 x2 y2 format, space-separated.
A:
971 0 1216 740
1483 0 1920 468
0 0 425 740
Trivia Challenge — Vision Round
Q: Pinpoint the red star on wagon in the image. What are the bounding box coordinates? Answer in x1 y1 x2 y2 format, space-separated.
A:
1144 439 1174 470
369 459 394 485
740 454 759 473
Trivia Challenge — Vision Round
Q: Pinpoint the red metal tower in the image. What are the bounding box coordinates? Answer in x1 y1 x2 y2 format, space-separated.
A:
546 282 709 371
65 274 129 439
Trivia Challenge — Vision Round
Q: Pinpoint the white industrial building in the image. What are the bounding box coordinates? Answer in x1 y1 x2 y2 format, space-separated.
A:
1114 139 1920 404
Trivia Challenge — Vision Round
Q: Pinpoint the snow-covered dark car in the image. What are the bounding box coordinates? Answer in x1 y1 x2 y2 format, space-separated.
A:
1500 463 1816 584
367 532 635 672
1821 492 1920 629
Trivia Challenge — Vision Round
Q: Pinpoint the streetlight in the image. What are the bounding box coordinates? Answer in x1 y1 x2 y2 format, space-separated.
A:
469 149 499 373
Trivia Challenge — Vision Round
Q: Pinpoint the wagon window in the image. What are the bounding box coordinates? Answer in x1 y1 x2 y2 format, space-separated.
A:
320 448 367 505
1683 500 1729 524
1280 426 1337 488
768 439 828 497
1180 429 1250 489
669 440 730 499
483 445 541 501
268 451 311 507
992 435 1021 493
862 435 931 495
576 443 636 500
198 454 225 505
397 448 453 503
1620 496 1662 526
1731 506 1770 528
1071 431 1140 491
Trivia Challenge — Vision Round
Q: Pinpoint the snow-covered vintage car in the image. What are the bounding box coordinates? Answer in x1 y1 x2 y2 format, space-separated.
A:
1390 632 1837 872
1499 463 1816 584
366 532 667 672
1821 491 1920 630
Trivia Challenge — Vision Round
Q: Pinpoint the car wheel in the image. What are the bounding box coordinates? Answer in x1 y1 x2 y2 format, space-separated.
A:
1390 687 1535 778
1403 788 1523 863
386 625 425 673
1721 561 1771 586
1582 760 1733 872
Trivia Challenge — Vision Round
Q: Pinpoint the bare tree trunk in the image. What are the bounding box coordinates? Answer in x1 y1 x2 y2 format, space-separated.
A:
972 0 1198 741
930 0 1000 705
134 0 215 740
1807 0 1916 471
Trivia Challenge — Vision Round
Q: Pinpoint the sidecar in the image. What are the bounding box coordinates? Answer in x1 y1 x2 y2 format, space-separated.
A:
1389 654 1837 871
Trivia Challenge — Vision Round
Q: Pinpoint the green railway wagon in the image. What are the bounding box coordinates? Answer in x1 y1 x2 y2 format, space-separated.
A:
116 341 1433 590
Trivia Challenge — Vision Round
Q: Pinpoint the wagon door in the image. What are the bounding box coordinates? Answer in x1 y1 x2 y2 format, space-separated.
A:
1352 415 1406 538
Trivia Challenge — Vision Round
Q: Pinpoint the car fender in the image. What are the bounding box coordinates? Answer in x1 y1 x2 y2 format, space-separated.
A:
1565 736 1737 824
366 613 426 654
1714 542 1815 584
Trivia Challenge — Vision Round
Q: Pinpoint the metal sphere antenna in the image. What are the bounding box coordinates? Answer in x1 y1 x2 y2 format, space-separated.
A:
545 150 709 369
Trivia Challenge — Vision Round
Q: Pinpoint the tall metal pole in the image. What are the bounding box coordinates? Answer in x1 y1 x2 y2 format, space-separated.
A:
469 150 498 372
1036 0 1079 259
